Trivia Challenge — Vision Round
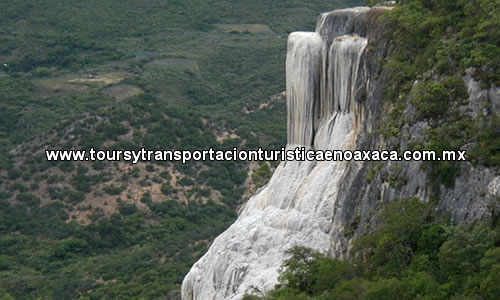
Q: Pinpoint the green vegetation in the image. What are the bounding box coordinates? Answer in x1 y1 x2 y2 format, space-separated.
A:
384 0 498 85
252 162 273 188
377 0 499 189
410 77 468 121
0 197 236 299
245 199 500 300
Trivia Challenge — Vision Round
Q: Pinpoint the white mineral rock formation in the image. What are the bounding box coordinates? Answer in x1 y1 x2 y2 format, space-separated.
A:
182 7 382 300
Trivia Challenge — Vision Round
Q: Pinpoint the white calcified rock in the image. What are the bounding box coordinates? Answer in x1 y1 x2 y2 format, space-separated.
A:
488 177 500 198
182 7 379 300
286 32 323 146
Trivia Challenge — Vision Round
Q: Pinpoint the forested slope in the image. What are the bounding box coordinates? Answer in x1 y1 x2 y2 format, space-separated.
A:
0 0 361 298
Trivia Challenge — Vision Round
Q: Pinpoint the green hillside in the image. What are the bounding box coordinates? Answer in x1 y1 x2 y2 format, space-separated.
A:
245 199 500 300
0 0 361 299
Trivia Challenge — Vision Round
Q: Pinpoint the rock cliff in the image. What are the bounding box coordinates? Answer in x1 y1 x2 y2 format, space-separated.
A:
182 6 499 300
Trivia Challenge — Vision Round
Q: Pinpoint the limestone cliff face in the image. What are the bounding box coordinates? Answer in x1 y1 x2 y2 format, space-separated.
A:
182 6 499 300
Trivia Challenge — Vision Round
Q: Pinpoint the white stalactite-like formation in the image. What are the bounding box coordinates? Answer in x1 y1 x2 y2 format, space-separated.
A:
329 36 367 114
286 32 322 146
182 7 380 300
314 36 367 151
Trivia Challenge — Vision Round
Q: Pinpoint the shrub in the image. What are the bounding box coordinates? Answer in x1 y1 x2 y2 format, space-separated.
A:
53 239 90 259
16 192 41 207
104 185 124 195
119 203 138 216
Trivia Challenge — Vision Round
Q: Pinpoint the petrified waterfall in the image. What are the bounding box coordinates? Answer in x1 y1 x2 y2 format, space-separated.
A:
286 32 322 146
182 7 387 300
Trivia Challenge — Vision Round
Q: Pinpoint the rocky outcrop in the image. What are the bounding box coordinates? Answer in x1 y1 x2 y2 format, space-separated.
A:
182 7 391 300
